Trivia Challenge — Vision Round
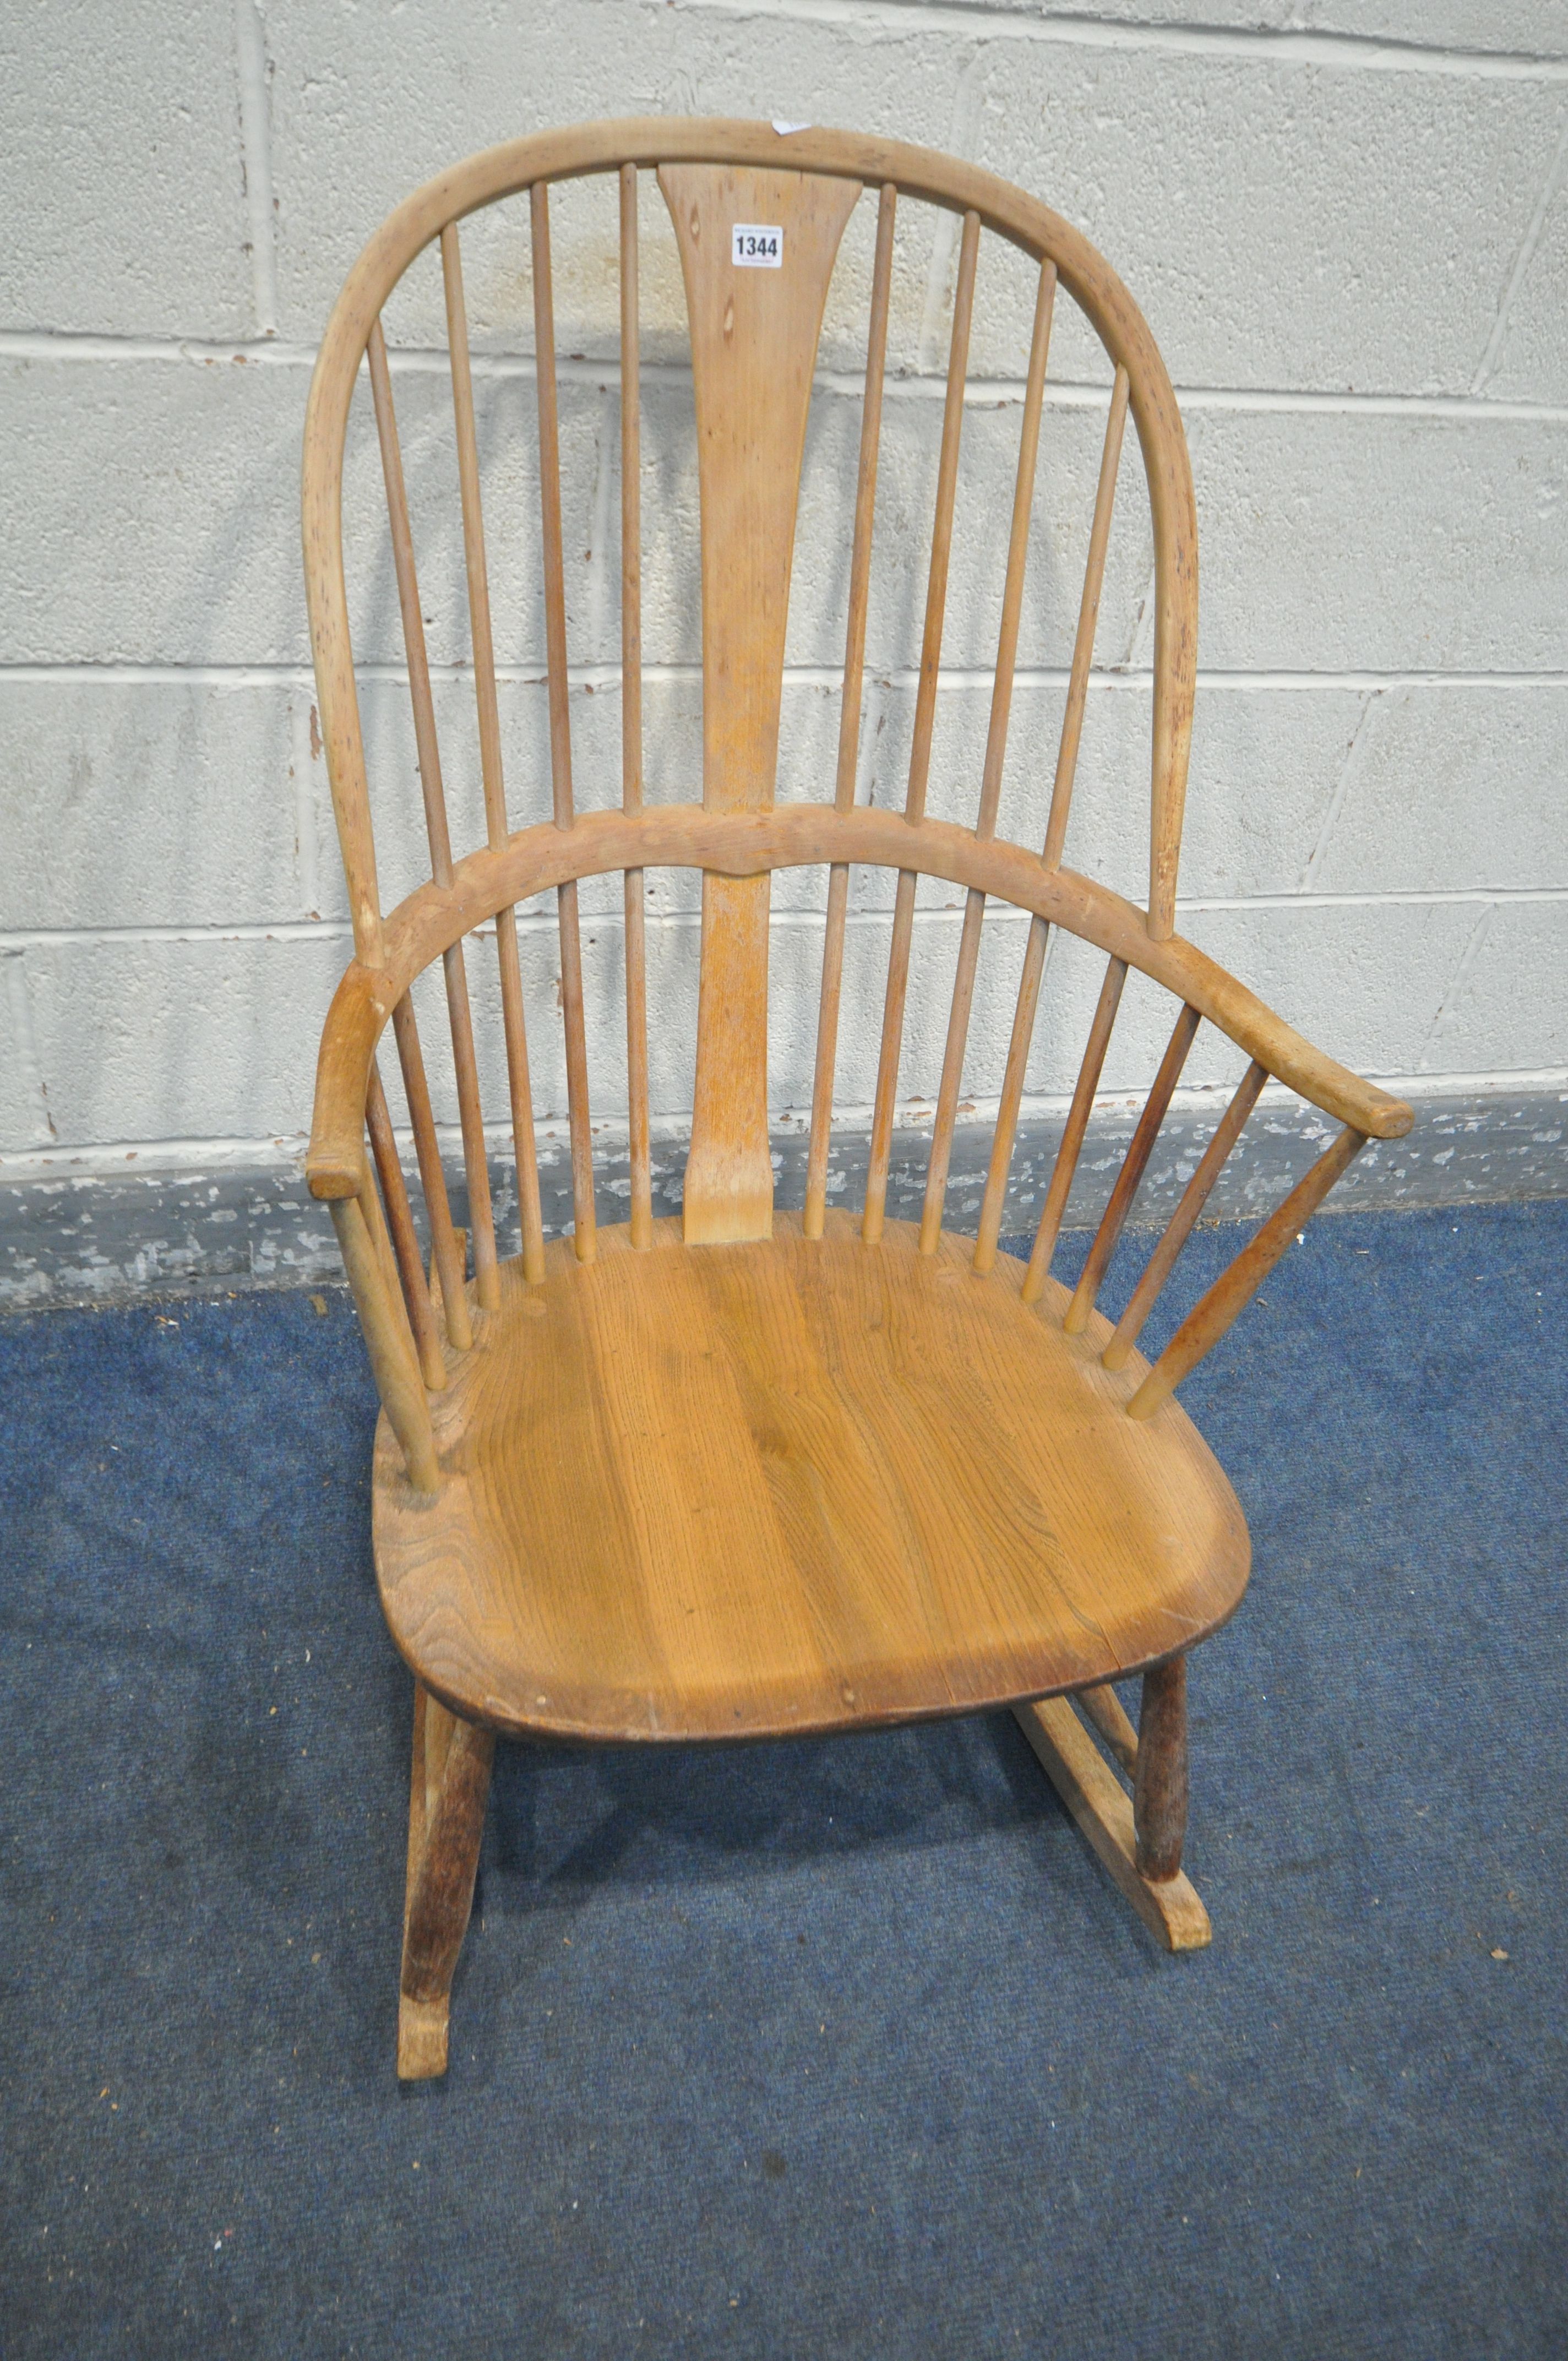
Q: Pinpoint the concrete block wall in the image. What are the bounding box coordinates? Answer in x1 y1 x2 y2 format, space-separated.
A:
2 0 1566 1300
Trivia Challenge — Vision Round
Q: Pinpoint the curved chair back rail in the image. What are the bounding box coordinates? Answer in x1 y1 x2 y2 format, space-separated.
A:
302 118 1413 1489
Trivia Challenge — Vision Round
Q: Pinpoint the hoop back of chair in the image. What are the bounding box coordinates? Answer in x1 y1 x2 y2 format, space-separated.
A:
302 117 1199 1256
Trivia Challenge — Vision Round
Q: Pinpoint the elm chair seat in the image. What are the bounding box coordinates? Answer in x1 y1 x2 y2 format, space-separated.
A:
374 1215 1249 1744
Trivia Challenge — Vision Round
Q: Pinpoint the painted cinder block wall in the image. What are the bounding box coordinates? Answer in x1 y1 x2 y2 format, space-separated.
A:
2 1 1566 1296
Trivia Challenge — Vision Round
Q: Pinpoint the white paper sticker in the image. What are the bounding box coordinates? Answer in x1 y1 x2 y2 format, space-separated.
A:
731 224 783 268
771 119 810 136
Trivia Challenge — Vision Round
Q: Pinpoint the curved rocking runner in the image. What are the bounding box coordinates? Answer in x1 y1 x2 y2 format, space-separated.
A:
302 119 1413 2077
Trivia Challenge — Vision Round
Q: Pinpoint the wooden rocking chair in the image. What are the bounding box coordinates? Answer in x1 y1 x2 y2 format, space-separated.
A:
302 121 1413 2077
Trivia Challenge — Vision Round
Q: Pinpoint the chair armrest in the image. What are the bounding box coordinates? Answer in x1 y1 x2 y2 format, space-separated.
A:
1151 930 1413 1141
306 958 396 1199
300 808 1414 1217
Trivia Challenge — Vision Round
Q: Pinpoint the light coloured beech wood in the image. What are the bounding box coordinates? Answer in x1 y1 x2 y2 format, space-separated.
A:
358 1151 409 1367
530 187 597 1263
804 862 851 1244
1103 1058 1267 1372
444 225 551 1291
920 256 1056 1255
805 181 897 1243
620 164 653 1253
1011 1695 1211 1950
374 1214 1248 1743
660 162 860 1244
1079 1678 1139 1775
1022 955 1129 1305
623 871 652 1252
864 209 981 1245
973 367 1125 1267
366 1059 446 1391
389 995 471 1353
366 319 496 1320
427 1223 468 1326
366 318 454 886
918 888 986 1255
1044 368 1131 874
439 936 500 1311
556 879 598 1259
972 913 1051 1275
1064 1000 1201 1335
863 866 918 1247
330 1191 439 1494
977 261 1058 848
396 1999 449 2079
497 906 548 1286
1127 1125 1368 1418
442 235 520 1244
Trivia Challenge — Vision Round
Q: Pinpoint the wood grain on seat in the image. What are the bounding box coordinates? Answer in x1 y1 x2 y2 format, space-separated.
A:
373 1215 1249 1744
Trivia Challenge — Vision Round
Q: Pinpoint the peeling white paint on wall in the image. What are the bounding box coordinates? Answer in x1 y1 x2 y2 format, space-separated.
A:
0 0 1565 1259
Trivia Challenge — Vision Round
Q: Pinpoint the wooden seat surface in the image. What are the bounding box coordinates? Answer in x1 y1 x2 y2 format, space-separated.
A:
374 1214 1250 1743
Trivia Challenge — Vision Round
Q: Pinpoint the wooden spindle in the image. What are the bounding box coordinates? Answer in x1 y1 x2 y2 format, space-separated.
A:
804 863 851 1241
1063 1000 1201 1336
972 916 1048 1274
492 907 548 1284
805 182 897 1243
973 363 1129 1263
529 187 575 843
917 895 984 1255
359 1151 409 1356
1021 954 1127 1304
919 259 1057 1256
366 1058 446 1391
440 949 500 1308
389 995 471 1352
1133 1656 1188 1882
976 258 1058 845
1102 1058 1267 1372
331 1190 440 1494
619 163 652 1250
1042 366 1130 875
530 183 597 1263
1126 1125 1366 1421
440 226 507 851
366 317 500 1314
442 225 547 1288
1079 1680 1139 1776
623 870 651 1248
367 319 454 885
863 207 981 1244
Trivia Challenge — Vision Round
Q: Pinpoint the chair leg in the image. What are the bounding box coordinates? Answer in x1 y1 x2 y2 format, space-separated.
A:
1011 1651 1210 1953
398 1681 496 2080
1133 1655 1188 1882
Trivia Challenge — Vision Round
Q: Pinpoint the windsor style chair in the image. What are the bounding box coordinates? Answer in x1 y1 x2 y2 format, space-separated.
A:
302 119 1413 2078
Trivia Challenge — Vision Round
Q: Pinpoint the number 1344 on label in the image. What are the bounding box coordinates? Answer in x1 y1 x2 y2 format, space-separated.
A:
731 224 783 267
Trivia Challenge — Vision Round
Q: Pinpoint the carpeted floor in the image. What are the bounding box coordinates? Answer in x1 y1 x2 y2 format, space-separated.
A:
1 1199 1564 2358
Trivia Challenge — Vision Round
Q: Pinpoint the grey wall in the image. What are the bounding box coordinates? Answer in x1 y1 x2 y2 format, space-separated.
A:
2 1 1566 1303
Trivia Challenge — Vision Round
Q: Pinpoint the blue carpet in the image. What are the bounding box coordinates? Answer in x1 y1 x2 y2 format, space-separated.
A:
1 1200 1564 2358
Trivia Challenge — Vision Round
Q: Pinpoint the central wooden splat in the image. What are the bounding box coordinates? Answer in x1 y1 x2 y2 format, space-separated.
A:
659 161 861 1242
